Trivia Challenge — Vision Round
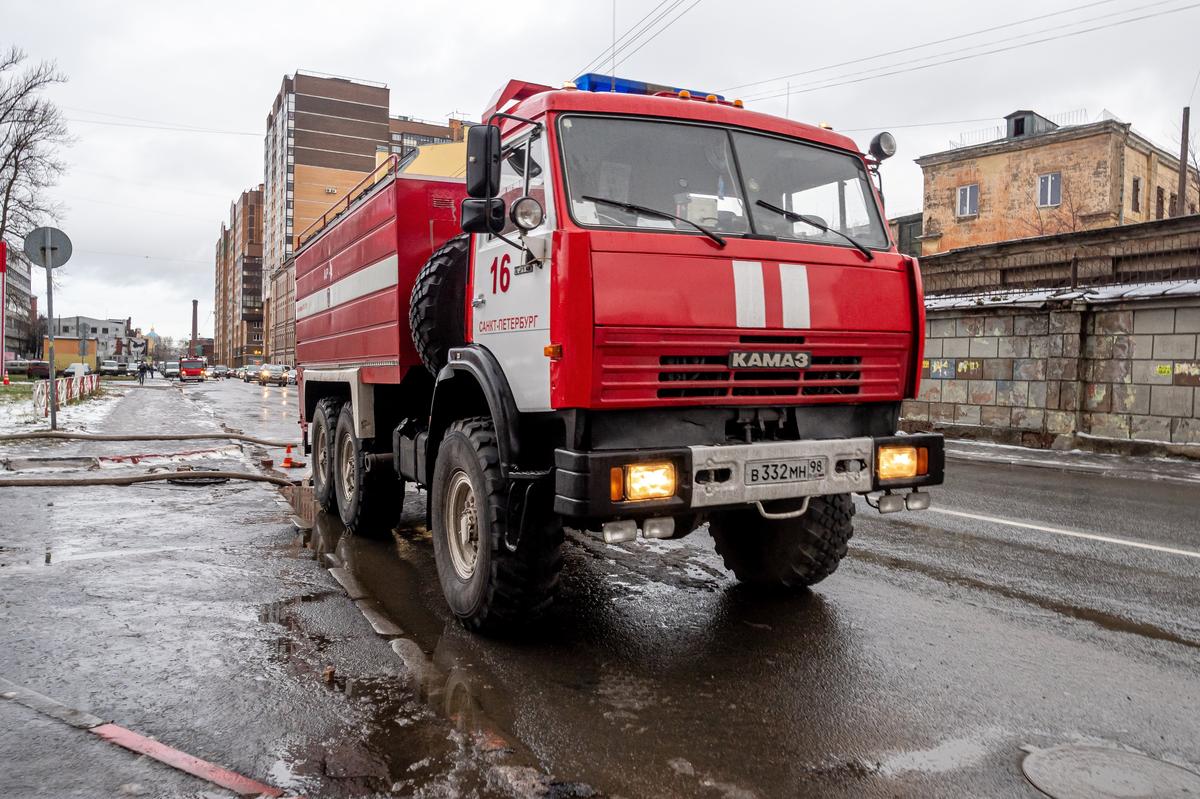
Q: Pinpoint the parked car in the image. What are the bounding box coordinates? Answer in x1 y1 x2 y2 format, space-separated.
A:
286 368 298 385
163 361 181 379
180 358 205 382
210 365 230 379
100 360 120 376
26 360 50 379
116 362 129 375
4 359 30 376
64 363 91 378
242 366 258 383
259 363 288 386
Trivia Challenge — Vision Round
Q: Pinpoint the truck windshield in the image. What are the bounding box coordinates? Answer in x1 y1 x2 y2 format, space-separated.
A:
558 116 888 251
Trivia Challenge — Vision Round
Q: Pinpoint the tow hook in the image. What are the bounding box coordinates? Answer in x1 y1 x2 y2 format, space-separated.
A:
755 498 810 520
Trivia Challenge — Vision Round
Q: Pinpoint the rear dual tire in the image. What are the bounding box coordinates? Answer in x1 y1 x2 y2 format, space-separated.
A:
312 398 402 537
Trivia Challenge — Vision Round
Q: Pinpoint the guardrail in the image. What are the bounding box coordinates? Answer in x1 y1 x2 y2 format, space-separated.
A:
296 154 401 250
32 374 101 417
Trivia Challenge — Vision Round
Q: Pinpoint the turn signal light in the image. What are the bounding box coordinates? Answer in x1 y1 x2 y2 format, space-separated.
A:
876 445 928 481
678 90 691 99
623 462 676 501
544 344 563 359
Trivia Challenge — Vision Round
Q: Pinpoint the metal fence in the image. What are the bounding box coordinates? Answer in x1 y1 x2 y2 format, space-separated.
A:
920 215 1200 296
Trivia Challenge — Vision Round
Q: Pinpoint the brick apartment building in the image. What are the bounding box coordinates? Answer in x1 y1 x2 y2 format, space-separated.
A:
260 70 464 366
213 185 264 367
916 110 1200 256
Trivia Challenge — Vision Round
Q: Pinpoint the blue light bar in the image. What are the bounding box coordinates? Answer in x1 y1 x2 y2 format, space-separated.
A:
573 73 724 100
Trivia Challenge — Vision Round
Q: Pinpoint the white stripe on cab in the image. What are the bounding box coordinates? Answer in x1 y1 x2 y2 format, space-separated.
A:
732 260 765 328
779 263 811 329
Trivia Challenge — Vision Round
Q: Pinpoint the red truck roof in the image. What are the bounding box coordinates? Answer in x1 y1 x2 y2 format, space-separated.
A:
495 84 865 156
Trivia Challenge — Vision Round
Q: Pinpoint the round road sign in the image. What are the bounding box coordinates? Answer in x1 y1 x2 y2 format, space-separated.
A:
23 226 72 269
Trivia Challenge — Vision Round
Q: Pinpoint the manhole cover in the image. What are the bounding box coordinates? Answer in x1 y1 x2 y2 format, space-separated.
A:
1023 745 1200 798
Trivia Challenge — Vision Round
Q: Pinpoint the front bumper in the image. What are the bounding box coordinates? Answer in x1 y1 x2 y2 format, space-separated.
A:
554 433 944 519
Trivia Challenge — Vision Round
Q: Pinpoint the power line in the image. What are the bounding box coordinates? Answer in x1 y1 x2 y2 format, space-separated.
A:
575 0 677 77
76 248 211 265
836 117 1004 134
721 0 1125 93
616 0 704 68
63 105 258 135
741 0 1178 102
747 3 1200 103
65 116 259 136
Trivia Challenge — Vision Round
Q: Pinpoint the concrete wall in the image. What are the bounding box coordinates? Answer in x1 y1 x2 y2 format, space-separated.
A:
903 298 1200 446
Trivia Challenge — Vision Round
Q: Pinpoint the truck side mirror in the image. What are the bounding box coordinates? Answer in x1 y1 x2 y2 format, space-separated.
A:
461 198 506 234
465 125 501 198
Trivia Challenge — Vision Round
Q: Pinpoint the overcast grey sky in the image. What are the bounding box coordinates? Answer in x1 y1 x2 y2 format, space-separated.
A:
8 0 1199 340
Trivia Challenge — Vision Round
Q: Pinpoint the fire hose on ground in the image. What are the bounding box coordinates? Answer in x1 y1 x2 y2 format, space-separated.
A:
0 430 303 489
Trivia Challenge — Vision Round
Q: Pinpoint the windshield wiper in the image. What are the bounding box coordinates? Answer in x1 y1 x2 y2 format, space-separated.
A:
754 199 874 261
582 195 726 248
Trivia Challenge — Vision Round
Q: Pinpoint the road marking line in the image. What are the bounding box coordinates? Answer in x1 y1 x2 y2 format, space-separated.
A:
930 508 1200 560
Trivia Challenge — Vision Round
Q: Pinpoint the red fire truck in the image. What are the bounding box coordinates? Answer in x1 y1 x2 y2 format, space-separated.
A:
295 74 944 632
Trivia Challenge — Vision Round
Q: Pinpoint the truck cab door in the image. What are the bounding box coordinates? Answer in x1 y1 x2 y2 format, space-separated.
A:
469 131 555 411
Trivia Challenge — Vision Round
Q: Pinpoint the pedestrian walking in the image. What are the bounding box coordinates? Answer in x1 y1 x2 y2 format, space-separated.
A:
137 362 147 385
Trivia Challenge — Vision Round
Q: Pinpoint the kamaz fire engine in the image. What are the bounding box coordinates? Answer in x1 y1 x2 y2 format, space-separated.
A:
294 74 945 632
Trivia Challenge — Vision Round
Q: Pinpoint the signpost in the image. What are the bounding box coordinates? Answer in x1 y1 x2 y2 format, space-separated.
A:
23 227 72 430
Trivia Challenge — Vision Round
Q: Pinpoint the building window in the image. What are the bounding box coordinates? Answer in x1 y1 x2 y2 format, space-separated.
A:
1156 187 1165 219
1131 177 1141 213
1169 193 1178 217
1037 172 1062 207
1012 117 1026 137
956 184 978 218
91 326 98 333
102 327 108 334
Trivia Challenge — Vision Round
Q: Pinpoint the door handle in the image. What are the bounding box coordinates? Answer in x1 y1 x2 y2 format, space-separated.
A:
471 295 486 308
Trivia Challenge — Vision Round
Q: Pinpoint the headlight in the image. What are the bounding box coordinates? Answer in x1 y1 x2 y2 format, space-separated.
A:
615 462 677 502
876 445 924 481
509 196 545 231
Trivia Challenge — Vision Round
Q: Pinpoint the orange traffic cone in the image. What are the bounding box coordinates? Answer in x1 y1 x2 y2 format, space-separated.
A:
281 446 295 469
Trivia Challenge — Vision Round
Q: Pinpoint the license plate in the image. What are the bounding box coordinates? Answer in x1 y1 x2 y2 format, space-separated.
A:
745 457 827 485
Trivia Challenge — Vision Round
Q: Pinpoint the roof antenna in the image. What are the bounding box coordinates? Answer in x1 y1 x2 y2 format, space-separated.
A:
611 0 617 92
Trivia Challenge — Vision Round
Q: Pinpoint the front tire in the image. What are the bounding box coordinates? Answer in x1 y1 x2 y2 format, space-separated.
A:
333 403 403 537
708 494 855 589
431 417 563 633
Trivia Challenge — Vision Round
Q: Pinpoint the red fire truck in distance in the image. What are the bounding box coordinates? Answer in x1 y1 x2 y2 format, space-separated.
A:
295 74 944 633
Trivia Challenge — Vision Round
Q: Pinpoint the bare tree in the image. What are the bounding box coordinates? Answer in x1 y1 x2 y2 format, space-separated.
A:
0 46 69 261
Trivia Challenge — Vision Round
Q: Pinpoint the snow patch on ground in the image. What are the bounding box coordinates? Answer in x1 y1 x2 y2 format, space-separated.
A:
0 385 128 435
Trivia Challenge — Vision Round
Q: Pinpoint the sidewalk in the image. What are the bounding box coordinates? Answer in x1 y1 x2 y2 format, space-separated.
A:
946 438 1200 485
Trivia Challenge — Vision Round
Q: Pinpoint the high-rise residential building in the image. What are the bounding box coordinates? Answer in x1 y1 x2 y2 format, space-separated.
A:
260 70 466 365
214 185 264 367
3 250 32 359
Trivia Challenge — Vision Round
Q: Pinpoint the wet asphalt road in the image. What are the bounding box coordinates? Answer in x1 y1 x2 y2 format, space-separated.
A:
1 378 1198 798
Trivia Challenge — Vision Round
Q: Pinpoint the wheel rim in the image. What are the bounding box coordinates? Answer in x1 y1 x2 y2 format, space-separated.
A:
443 469 479 580
314 423 328 488
338 430 356 501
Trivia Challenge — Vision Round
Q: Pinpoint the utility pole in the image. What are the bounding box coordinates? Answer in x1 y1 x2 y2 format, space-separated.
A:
1177 107 1191 217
